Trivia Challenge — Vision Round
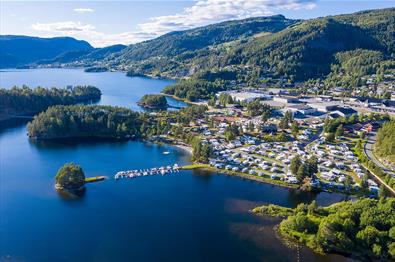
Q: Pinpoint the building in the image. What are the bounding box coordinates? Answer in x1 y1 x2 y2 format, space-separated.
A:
317 95 333 102
329 107 357 118
308 102 338 112
261 124 278 133
273 96 299 104
285 104 317 115
219 91 270 102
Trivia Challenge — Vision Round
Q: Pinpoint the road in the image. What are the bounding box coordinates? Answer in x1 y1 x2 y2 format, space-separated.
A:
302 127 323 150
364 132 395 178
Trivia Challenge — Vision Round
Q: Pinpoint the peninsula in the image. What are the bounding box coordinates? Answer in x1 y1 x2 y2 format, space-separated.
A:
0 85 101 121
138 94 168 109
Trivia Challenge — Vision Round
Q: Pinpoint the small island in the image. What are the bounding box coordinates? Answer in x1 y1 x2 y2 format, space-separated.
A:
55 163 106 195
253 198 395 260
138 94 168 109
55 163 86 192
84 66 108 73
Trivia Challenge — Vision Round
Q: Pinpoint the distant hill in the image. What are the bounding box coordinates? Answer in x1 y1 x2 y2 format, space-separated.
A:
0 35 93 68
223 8 394 80
40 44 127 64
115 15 297 63
105 8 394 81
7 8 394 82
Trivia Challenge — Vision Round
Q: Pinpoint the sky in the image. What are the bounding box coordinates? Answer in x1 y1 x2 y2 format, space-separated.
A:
1 0 394 47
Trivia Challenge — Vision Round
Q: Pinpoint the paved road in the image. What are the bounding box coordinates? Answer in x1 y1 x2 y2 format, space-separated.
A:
302 127 323 150
364 132 395 178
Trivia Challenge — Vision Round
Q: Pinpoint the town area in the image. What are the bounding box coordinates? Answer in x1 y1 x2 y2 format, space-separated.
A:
162 89 395 197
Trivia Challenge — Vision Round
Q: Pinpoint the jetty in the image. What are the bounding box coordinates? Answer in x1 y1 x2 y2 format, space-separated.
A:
114 164 180 180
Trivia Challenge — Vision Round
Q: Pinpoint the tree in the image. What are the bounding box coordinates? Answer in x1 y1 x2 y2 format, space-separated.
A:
0 85 101 116
375 121 395 166
218 93 233 107
261 110 270 124
248 121 255 132
138 94 168 109
55 163 85 190
297 164 308 182
306 156 318 177
290 156 301 176
208 97 216 107
378 184 387 199
291 121 299 138
307 200 317 214
326 132 335 142
335 124 344 138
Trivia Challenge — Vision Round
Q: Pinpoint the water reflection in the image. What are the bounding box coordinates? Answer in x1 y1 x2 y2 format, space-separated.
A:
56 187 87 200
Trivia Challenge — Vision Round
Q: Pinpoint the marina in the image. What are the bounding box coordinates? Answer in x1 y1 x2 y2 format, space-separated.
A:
114 164 180 180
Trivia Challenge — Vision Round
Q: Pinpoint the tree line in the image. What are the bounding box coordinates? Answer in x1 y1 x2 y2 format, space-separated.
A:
254 197 395 260
0 85 101 116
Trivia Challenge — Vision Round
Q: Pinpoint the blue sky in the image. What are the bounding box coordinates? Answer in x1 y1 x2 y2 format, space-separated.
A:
1 0 393 47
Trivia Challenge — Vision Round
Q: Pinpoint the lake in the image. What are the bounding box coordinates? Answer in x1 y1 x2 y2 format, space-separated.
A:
0 69 357 262
0 68 186 110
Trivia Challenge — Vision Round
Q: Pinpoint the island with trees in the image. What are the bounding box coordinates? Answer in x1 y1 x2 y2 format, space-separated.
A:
138 94 168 109
55 163 86 192
55 162 106 195
253 198 395 261
0 85 101 121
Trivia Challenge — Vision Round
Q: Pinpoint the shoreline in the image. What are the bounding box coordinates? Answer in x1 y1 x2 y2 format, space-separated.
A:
161 93 203 106
173 144 193 155
182 163 299 189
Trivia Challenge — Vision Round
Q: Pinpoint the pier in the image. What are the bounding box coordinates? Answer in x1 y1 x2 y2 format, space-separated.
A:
114 164 180 180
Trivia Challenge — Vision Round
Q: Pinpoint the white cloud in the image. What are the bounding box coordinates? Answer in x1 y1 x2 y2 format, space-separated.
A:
137 0 316 36
30 21 154 47
32 21 95 32
74 8 94 14
31 0 316 47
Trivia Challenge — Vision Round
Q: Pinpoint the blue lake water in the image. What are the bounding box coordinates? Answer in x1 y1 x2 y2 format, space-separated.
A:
0 68 186 110
0 69 357 262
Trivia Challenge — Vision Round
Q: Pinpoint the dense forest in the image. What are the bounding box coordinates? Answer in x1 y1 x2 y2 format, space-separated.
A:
27 104 209 140
375 121 395 166
0 86 101 119
27 105 141 139
162 79 228 101
138 94 168 109
253 198 395 260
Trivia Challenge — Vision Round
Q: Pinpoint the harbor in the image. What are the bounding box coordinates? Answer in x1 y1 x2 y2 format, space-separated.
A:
114 164 180 180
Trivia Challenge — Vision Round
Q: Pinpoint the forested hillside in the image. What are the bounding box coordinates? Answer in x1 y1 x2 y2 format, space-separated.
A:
108 8 394 81
113 15 296 63
375 121 395 167
14 8 395 83
42 44 127 65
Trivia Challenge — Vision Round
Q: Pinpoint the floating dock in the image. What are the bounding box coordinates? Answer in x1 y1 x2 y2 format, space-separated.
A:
114 164 180 180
